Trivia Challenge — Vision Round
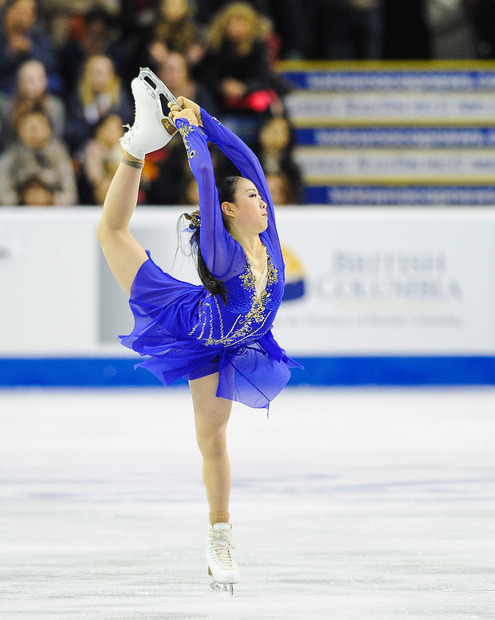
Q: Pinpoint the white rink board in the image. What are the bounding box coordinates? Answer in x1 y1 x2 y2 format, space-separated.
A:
275 208 495 354
1 207 495 356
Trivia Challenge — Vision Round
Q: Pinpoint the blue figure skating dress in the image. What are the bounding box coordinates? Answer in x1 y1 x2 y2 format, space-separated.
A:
120 109 301 409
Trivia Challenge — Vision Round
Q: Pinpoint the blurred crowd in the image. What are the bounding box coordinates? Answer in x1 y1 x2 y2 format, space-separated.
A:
0 0 307 207
0 0 492 207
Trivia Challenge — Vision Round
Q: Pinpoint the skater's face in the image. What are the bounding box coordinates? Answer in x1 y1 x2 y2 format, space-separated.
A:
222 177 268 235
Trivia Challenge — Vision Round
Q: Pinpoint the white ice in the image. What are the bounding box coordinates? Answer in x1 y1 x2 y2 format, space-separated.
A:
0 387 494 619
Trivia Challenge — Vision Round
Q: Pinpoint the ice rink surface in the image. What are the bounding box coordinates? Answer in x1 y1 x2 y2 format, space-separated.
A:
0 387 494 620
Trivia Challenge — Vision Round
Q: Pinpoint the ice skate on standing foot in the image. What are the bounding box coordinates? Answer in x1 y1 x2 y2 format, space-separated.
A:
207 522 240 595
120 67 178 160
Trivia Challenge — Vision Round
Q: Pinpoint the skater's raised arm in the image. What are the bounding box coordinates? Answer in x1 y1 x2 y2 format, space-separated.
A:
172 98 282 266
172 111 245 280
199 106 282 265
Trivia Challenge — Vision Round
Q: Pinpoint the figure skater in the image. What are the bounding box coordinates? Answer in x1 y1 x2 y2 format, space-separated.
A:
96 69 301 594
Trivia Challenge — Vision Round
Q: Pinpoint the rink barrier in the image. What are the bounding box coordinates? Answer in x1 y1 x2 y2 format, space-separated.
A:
1 357 495 388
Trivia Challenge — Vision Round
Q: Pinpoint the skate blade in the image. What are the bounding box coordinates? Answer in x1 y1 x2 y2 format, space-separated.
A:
210 581 234 596
138 67 182 109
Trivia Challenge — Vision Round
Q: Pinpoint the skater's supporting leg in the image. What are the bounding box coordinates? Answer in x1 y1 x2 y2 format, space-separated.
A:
189 373 232 518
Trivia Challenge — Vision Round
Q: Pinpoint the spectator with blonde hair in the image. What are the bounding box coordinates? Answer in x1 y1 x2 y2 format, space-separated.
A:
65 53 132 154
197 1 291 144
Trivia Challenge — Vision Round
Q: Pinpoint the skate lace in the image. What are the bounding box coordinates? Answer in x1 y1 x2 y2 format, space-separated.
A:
209 529 235 568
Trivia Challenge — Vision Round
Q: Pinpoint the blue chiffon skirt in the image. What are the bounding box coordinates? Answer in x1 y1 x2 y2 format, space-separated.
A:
119 253 301 409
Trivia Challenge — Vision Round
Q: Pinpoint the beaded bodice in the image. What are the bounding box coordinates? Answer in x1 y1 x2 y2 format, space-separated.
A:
188 243 283 348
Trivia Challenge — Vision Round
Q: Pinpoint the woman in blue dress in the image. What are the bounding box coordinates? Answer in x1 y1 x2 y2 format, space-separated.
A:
97 69 300 593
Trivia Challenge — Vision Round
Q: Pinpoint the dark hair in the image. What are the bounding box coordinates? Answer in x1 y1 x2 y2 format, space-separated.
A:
182 176 241 304
217 175 240 205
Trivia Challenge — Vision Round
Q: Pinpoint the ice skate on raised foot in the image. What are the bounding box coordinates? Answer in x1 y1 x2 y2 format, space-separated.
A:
138 67 182 110
207 522 240 595
120 68 178 160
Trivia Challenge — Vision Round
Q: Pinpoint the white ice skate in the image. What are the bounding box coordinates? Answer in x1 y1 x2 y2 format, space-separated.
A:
120 67 178 160
207 522 240 595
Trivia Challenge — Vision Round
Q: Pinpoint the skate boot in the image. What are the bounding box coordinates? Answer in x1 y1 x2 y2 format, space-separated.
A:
120 68 178 160
207 522 240 595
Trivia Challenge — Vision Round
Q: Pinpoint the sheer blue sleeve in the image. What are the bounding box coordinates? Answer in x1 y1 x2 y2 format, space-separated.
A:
199 109 284 269
175 118 245 281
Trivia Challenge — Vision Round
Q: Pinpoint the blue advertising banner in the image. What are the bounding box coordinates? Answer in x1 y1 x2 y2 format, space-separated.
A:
295 127 495 148
305 185 495 205
283 70 495 92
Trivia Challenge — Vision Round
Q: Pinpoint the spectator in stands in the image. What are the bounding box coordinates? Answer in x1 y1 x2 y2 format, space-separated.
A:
0 0 60 94
425 0 477 58
0 109 78 206
197 2 290 144
117 0 156 81
17 174 56 206
149 0 206 71
313 0 384 60
157 51 217 116
266 170 295 205
0 59 65 149
65 54 133 155
145 140 222 206
466 0 495 58
145 139 193 205
195 0 299 59
255 115 303 203
39 1 120 50
183 177 200 205
195 0 268 24
264 0 313 59
58 7 125 96
78 112 123 205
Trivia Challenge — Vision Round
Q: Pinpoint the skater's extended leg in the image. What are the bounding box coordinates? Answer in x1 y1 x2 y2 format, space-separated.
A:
189 372 232 518
97 160 148 295
97 69 178 295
